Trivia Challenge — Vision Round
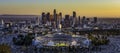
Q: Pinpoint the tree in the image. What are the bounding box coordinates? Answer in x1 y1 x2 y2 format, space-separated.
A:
13 33 33 46
88 34 109 46
0 44 11 53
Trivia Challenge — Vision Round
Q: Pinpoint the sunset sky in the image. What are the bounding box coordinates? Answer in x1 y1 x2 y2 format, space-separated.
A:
0 0 120 17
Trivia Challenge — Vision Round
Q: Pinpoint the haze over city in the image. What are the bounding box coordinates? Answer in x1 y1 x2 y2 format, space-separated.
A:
0 0 120 53
0 0 120 17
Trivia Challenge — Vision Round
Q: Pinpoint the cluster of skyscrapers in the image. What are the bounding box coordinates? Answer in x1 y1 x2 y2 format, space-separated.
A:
41 9 98 28
0 9 98 29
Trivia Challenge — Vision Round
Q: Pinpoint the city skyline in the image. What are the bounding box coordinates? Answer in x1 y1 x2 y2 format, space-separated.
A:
0 0 120 17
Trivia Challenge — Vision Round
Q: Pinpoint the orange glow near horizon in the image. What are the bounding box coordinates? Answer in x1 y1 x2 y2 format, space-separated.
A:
0 0 120 17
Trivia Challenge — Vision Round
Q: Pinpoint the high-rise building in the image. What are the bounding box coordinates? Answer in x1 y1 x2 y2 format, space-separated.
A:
50 15 54 21
53 9 58 28
56 14 59 28
46 12 51 26
69 16 73 27
65 15 70 20
72 11 76 27
59 12 62 22
64 15 70 28
86 18 90 25
86 18 90 21
41 12 46 24
82 16 86 24
73 11 76 18
93 17 97 23
46 12 50 21
54 9 57 21
58 12 62 26
82 16 86 27
78 16 81 24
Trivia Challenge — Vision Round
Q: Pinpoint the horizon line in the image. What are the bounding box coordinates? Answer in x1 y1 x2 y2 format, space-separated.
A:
0 14 120 18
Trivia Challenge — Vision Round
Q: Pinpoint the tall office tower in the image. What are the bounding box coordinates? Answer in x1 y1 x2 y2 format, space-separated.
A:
46 12 51 26
59 12 62 24
81 16 86 28
78 16 81 25
86 18 90 24
73 11 76 18
41 12 46 24
82 16 86 24
50 15 54 21
72 11 76 27
46 12 50 21
54 9 57 21
64 15 70 28
65 15 70 20
56 14 59 28
69 16 73 27
53 9 57 28
93 17 97 23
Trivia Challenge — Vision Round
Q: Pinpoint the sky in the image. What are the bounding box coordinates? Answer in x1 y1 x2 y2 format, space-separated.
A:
0 0 120 17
